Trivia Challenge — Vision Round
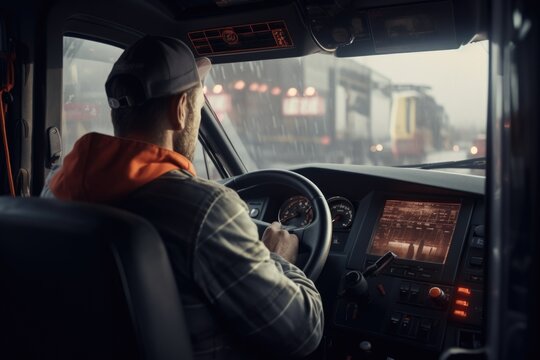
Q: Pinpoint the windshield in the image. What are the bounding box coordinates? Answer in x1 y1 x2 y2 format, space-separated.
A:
205 41 488 173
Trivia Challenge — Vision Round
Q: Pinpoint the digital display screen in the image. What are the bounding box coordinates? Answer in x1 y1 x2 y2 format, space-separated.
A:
368 200 461 264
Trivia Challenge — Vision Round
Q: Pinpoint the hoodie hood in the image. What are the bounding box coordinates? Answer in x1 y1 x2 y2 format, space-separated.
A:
50 132 196 203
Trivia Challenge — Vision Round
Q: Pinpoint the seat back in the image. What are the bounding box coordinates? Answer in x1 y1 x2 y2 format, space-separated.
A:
0 197 193 360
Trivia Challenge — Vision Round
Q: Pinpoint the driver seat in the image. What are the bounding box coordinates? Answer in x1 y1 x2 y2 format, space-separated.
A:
0 197 193 360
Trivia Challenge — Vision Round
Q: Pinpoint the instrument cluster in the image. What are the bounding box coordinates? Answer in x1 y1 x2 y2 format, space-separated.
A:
278 195 355 230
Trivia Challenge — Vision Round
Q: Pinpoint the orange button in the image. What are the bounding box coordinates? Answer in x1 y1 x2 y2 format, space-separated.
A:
457 287 472 295
455 299 469 307
429 287 443 298
453 309 468 318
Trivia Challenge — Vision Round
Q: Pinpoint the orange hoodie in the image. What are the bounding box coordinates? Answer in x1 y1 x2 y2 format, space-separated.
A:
50 132 196 203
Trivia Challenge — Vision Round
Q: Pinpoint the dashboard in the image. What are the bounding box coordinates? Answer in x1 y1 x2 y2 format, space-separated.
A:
239 164 485 360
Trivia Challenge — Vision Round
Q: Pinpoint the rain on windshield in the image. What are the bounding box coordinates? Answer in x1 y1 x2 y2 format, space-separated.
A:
205 42 488 172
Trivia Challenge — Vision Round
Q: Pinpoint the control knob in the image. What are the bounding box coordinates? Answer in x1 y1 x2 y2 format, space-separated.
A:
340 270 369 302
428 287 448 306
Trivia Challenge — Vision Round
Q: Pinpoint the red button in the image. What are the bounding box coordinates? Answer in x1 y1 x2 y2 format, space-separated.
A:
457 287 472 295
453 309 468 318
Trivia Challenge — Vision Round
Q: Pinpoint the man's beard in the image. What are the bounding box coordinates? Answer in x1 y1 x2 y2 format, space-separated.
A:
172 110 198 161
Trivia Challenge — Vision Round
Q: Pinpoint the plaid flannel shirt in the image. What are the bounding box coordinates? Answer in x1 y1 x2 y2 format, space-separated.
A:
111 170 324 359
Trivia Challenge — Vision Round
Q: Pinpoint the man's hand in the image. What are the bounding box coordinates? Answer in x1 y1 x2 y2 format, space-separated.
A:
262 222 299 264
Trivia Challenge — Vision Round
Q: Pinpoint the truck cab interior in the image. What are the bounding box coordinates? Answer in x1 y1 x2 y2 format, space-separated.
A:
1 0 538 359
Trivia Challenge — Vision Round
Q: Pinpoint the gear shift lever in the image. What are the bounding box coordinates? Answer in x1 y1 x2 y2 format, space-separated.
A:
340 251 397 303
363 251 397 278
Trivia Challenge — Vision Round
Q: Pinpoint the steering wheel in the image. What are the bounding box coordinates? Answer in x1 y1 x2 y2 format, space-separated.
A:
224 169 332 281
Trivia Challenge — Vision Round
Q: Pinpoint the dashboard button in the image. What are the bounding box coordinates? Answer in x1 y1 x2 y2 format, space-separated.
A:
469 256 484 266
418 318 433 341
249 208 260 217
390 312 401 324
399 314 412 336
388 312 402 334
405 271 416 277
471 237 484 249
359 340 372 352
473 225 485 237
457 287 472 296
399 283 410 299
420 318 432 331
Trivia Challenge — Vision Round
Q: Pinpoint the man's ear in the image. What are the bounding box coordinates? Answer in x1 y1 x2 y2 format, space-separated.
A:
171 92 188 131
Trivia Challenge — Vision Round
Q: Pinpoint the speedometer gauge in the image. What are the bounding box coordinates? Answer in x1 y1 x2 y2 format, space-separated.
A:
278 196 314 227
328 196 354 230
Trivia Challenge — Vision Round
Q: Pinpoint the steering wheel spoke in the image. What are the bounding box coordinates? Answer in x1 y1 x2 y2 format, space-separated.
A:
251 218 272 238
291 223 317 251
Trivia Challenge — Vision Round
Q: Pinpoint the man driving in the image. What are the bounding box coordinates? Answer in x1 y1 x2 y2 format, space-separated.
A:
43 36 323 359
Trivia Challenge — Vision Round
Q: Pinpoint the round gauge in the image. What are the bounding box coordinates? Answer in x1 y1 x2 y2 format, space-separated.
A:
278 196 314 227
328 196 354 230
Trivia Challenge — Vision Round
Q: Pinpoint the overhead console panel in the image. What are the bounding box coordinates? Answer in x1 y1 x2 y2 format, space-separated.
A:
303 0 487 56
188 20 294 56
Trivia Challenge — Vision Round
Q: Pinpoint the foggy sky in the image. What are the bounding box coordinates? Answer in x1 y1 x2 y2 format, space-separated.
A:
354 41 489 132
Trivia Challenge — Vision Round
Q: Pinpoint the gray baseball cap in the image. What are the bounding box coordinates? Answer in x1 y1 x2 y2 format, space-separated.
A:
105 35 211 109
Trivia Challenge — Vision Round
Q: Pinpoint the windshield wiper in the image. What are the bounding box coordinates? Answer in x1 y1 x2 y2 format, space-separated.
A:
399 157 486 170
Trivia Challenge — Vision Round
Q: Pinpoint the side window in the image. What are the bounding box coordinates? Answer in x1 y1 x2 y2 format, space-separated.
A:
62 37 122 154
